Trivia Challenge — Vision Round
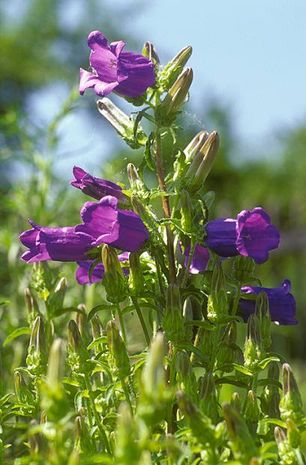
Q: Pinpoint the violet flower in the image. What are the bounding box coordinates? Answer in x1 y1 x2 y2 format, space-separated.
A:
71 166 126 201
76 251 129 285
184 244 210 274
205 207 280 264
76 195 149 252
239 279 297 325
20 221 93 263
79 30 155 98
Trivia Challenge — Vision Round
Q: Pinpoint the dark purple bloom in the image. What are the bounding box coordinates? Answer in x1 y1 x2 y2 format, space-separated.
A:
20 221 93 263
184 244 210 274
79 30 155 98
71 166 126 201
76 196 149 252
205 207 280 264
76 251 129 285
239 279 297 325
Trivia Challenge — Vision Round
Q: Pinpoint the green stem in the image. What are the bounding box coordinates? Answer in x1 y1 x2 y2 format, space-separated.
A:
84 374 111 453
117 303 127 344
154 129 176 285
131 296 151 346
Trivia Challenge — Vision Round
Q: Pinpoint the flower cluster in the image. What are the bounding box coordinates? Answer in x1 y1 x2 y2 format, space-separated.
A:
20 167 148 284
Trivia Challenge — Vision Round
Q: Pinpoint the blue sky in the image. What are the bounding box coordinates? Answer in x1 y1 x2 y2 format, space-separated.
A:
26 0 306 173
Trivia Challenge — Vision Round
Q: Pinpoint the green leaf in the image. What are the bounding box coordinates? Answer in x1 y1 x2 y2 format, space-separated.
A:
232 364 253 376
258 356 280 370
3 327 31 347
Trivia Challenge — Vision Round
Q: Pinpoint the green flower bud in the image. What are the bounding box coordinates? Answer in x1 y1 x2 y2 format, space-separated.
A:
274 427 296 464
207 261 228 322
185 131 219 192
232 256 256 283
106 320 130 379
244 314 262 370
26 316 47 375
261 361 281 418
142 41 159 64
217 322 239 371
14 370 34 406
280 364 303 422
176 390 214 445
91 314 104 340
179 190 193 233
47 277 68 316
102 245 127 303
255 291 272 350
286 419 301 449
142 332 165 399
245 390 260 425
231 392 241 412
184 130 209 163
156 68 193 125
127 163 145 192
129 252 144 296
116 403 140 465
97 98 147 148
222 403 258 461
24 288 39 325
163 285 184 343
160 46 192 90
199 372 218 421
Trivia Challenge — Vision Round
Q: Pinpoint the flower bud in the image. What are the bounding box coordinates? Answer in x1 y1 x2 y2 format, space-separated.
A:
207 261 228 322
106 320 130 379
231 392 241 412
116 403 140 464
280 363 303 422
255 291 271 350
245 390 260 424
244 314 262 369
160 46 192 89
222 403 258 461
24 288 39 325
91 314 104 340
199 372 218 421
157 68 193 125
185 131 219 192
129 252 144 296
163 285 184 343
217 322 239 371
14 370 34 406
97 98 146 148
102 245 127 303
47 277 68 316
184 130 209 163
127 163 145 192
232 256 256 283
142 41 159 64
286 419 301 448
261 361 280 418
142 332 166 399
26 316 47 375
179 190 193 233
274 427 296 463
176 391 214 445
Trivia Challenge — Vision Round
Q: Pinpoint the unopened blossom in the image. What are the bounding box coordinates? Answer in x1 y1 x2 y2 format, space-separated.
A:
76 252 129 285
76 195 149 252
184 244 210 274
239 280 297 325
20 221 93 263
205 207 280 264
71 166 126 201
79 30 155 98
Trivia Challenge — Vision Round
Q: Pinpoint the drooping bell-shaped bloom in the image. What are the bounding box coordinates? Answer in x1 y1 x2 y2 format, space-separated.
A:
20 221 94 263
239 279 297 325
184 244 210 274
71 166 126 201
205 207 280 264
76 251 129 285
76 195 149 252
79 30 155 98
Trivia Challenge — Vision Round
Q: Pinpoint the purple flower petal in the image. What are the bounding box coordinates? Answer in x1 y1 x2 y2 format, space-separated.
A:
76 261 105 285
79 30 155 98
236 207 280 264
184 244 210 274
205 218 238 257
71 166 125 201
76 196 149 252
20 221 94 263
239 279 297 325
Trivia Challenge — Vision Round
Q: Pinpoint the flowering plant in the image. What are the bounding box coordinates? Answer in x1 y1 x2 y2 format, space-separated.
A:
13 30 305 464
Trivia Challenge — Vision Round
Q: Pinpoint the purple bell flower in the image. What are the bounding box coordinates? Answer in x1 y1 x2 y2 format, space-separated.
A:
205 207 280 264
79 30 155 98
20 221 93 263
76 196 149 252
76 251 129 285
184 244 210 274
71 166 126 201
239 279 297 325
